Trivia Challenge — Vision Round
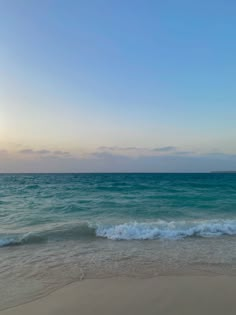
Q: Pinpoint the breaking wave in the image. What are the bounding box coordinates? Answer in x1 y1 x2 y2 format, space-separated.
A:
1 220 236 247
96 220 236 240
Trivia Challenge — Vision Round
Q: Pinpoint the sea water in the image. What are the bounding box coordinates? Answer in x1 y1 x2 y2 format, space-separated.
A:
0 173 236 309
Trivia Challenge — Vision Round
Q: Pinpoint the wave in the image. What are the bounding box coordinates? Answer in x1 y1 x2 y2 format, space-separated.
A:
0 233 48 247
0 223 96 247
96 220 236 240
0 239 18 247
1 220 236 247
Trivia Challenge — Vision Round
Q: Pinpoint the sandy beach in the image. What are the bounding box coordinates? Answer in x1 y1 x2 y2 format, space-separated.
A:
1 275 236 315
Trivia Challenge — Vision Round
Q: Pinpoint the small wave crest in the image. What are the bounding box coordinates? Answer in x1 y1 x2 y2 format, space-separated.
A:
96 220 236 240
0 232 47 248
0 223 96 248
1 220 236 247
0 238 18 247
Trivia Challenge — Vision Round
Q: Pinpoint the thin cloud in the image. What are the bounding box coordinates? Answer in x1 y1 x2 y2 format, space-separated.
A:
53 150 70 156
19 149 35 154
97 146 139 151
153 146 177 152
19 149 51 155
19 148 71 157
1 150 236 172
91 152 116 159
174 150 195 156
96 145 188 157
37 150 51 154
98 146 179 153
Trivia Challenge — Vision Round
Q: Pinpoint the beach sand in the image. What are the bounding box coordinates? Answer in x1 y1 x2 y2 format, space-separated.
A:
1 276 236 315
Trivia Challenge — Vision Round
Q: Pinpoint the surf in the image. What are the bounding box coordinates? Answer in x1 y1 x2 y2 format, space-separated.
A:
1 219 236 247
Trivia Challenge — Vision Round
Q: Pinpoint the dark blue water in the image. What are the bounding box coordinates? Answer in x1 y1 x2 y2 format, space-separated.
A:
1 173 236 309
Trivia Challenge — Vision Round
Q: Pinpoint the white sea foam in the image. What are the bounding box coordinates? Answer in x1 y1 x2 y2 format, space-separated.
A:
1 220 236 246
95 220 236 240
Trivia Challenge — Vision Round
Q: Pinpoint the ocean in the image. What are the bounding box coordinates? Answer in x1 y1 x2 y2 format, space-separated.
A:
1 173 236 310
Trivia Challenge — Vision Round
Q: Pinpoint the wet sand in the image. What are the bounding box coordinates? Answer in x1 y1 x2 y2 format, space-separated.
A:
1 276 236 315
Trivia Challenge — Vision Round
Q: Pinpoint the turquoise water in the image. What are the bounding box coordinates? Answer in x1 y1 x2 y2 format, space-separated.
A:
1 173 236 243
1 173 236 309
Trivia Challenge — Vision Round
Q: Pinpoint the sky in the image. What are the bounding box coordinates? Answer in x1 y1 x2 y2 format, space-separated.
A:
0 0 236 172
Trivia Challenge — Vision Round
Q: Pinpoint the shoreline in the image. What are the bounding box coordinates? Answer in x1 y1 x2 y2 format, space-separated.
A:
1 275 236 315
1 264 235 312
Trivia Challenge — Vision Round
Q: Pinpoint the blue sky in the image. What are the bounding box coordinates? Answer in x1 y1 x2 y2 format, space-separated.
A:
0 0 236 172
